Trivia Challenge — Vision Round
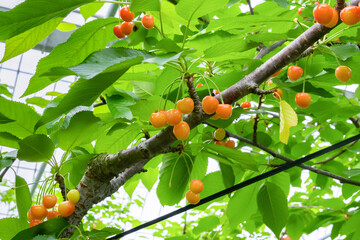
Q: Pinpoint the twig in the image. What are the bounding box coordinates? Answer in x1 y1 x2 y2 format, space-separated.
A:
93 96 107 107
294 46 314 62
247 0 254 15
0 159 15 182
55 173 67 201
254 40 287 60
204 122 360 187
350 117 360 128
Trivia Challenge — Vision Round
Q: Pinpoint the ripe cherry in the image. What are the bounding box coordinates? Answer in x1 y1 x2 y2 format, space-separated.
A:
240 102 251 110
335 66 351 82
173 121 190 140
30 219 43 228
268 80 273 86
113 25 125 39
166 109 182 126
213 89 219 94
67 189 80 203
272 69 281 77
43 194 57 209
298 7 304 17
225 140 235 149
177 98 194 114
47 210 59 219
295 93 311 108
340 6 360 25
150 111 167 128
287 66 303 81
202 96 219 114
142 14 155 29
216 104 232 119
186 190 200 205
313 4 334 25
30 205 47 220
273 89 283 99
189 179 204 194
27 209 33 222
120 22 133 35
323 8 339 28
215 140 225 146
196 83 203 88
120 6 134 22
58 201 75 217
214 128 226 141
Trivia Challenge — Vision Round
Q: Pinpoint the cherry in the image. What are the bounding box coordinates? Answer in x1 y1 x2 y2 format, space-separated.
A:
150 111 167 128
287 66 303 81
272 69 281 77
47 210 59 219
142 14 155 29
177 97 194 114
30 205 47 220
67 189 80 203
120 22 133 35
295 93 311 108
216 104 232 119
166 109 182 126
298 7 304 17
213 89 219 94
215 140 225 146
202 96 219 114
225 140 235 149
43 194 57 209
313 4 334 25
273 89 283 99
113 25 125 39
120 6 134 22
196 83 203 88
214 128 226 141
240 101 251 110
335 65 351 82
30 219 43 228
340 6 360 25
186 190 200 205
173 121 190 140
58 201 75 217
268 80 273 86
315 1 320 4
27 209 33 222
323 8 339 28
189 179 204 194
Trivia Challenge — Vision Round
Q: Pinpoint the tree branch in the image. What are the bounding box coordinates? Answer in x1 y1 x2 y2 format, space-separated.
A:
186 74 202 117
93 96 107 107
254 40 287 60
55 173 67 201
247 0 254 15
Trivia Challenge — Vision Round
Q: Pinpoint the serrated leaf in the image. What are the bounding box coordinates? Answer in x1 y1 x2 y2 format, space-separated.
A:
193 216 220 235
0 112 15 124
0 132 20 149
56 22 77 31
17 134 55 162
130 0 160 12
124 174 140 198
80 2 104 20
0 84 12 97
0 158 13 172
1 18 62 63
176 0 228 21
60 154 95 188
279 100 298 144
15 175 32 224
0 217 26 240
330 44 360 61
257 182 288 237
0 0 94 41
26 97 50 108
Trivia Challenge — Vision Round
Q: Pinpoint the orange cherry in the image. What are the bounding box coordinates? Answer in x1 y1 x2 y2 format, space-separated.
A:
43 194 57 209
58 201 75 217
340 6 360 25
120 22 133 35
47 210 59 219
240 102 251 110
287 66 303 81
141 14 155 29
120 6 135 22
313 4 333 25
202 96 219 114
186 190 200 204
335 66 351 82
177 98 194 114
113 25 125 39
30 205 47 220
30 219 43 228
323 8 339 28
273 89 283 99
189 179 204 194
173 121 190 140
215 140 225 146
196 83 203 88
150 111 167 128
272 69 281 77
216 104 232 119
27 209 33 222
295 93 311 108
166 109 182 126
225 140 235 149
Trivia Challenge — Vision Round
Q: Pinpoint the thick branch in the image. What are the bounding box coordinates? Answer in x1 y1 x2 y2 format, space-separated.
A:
55 173 67 201
186 74 202 117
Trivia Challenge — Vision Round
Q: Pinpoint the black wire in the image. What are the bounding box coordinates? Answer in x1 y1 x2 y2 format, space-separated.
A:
107 134 360 240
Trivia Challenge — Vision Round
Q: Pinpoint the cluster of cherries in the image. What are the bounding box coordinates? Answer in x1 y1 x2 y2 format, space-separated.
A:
213 128 235 149
113 6 154 39
27 189 80 228
186 179 204 205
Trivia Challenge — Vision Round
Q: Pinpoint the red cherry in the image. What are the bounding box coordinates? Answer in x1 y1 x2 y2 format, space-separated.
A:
47 210 59 219
295 93 311 108
113 25 125 39
287 66 303 81
216 104 232 119
58 201 75 217
323 8 339 28
142 14 155 29
240 102 251 110
120 6 134 22
273 89 283 99
215 140 225 146
196 83 203 88
120 22 133 35
225 140 235 149
298 7 304 17
313 4 334 25
186 190 200 204
43 194 57 209
340 6 360 25
272 69 281 77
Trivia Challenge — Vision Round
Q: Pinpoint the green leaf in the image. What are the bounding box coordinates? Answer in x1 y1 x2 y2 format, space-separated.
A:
131 0 160 12
26 97 50 108
0 112 15 124
227 182 260 229
330 44 360 61
257 182 288 237
0 97 41 138
193 216 220 235
12 218 70 240
1 18 62 63
279 100 298 144
141 166 159 192
0 217 26 240
0 158 13 172
0 132 20 149
268 172 290 196
157 153 192 206
80 2 104 20
203 144 258 171
56 22 77 31
0 84 12 98
0 0 94 41
23 17 118 96
105 92 135 120
286 214 305 240
15 175 32 224
219 162 235 189
176 0 228 21
17 134 55 162
60 154 95 188
189 152 208 181
58 111 100 151
95 124 142 154
204 39 257 59
124 174 140 198
340 212 360 235
195 171 225 210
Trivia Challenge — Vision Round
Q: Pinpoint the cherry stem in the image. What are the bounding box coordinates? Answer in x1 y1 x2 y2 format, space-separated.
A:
182 152 193 178
201 76 212 96
203 76 224 104
158 0 165 38
159 77 181 110
169 155 182 188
